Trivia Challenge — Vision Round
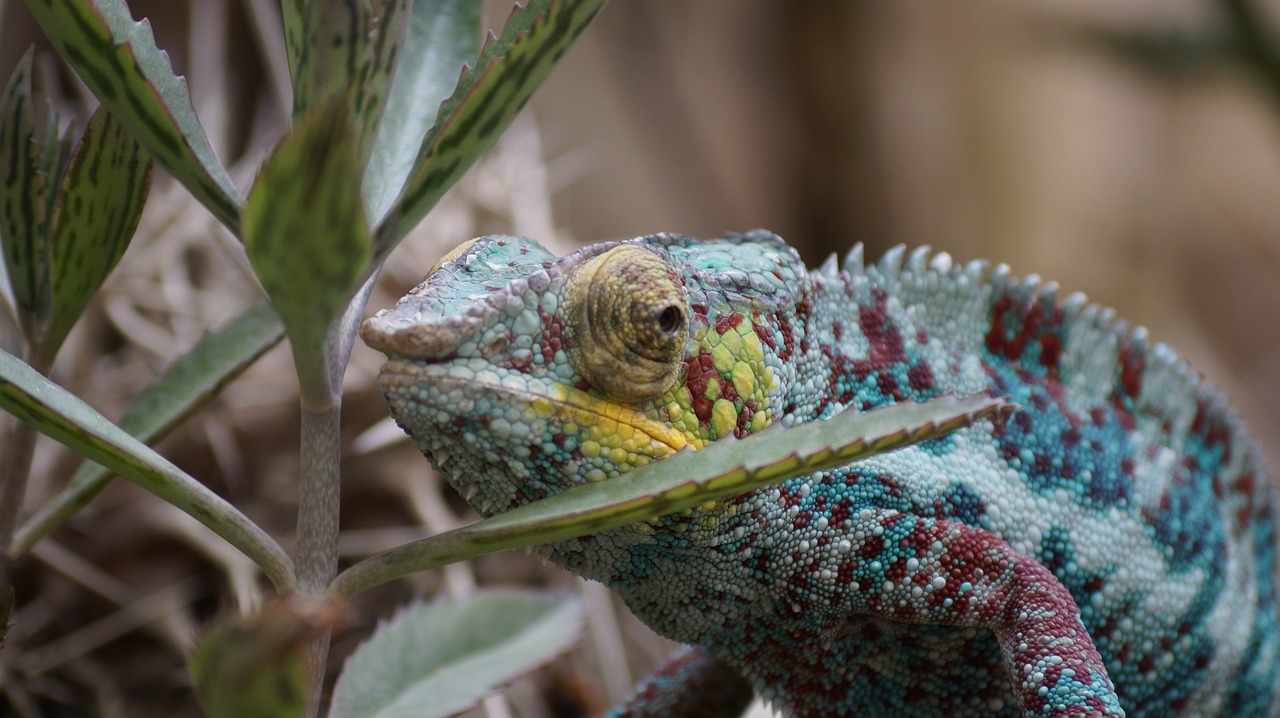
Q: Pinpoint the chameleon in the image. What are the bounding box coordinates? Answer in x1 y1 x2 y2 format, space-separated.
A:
360 230 1280 717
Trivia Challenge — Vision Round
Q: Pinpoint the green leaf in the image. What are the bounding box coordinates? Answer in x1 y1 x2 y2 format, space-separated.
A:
191 599 337 718
372 0 608 260
280 0 305 96
330 393 1011 599
22 0 243 232
243 98 371 398
364 0 482 224
0 347 294 592
295 0 411 172
0 48 51 341
11 302 285 558
329 592 583 718
41 105 152 362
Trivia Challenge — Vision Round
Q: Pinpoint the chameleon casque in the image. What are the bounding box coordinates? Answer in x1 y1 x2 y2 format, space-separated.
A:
360 231 1280 717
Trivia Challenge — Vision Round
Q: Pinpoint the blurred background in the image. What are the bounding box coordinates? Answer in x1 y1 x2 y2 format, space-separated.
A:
2 1 1280 716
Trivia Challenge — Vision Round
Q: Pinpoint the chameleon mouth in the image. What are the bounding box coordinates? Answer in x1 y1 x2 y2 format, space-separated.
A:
377 359 692 456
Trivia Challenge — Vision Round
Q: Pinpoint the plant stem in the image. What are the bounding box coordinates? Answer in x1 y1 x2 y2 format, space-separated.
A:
295 399 341 717
296 401 342 593
0 418 37 648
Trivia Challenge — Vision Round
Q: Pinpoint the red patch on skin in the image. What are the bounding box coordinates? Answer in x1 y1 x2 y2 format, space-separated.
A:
720 379 740 403
754 320 777 350
715 312 744 334
683 350 720 421
692 396 713 422
852 289 906 378
538 309 567 360
776 315 796 361
907 362 934 391
1117 343 1144 400
1040 333 1063 370
736 401 757 436
985 293 1066 374
855 535 884 560
829 498 854 527
885 558 909 582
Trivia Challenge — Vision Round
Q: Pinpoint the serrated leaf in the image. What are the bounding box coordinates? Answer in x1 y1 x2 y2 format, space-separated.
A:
329 592 583 718
244 98 371 396
191 598 342 718
22 0 242 231
11 302 284 558
295 0 411 172
41 105 151 361
331 393 1011 598
372 0 608 260
0 48 51 340
0 347 294 591
364 0 482 223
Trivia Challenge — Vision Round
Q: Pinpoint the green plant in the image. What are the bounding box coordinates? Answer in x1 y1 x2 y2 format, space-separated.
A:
0 2 1009 715
2 1 607 714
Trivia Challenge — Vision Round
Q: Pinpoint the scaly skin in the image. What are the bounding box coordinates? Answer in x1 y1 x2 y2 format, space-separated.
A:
361 231 1280 717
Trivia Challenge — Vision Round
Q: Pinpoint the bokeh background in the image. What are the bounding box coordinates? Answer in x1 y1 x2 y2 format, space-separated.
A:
2 1 1280 716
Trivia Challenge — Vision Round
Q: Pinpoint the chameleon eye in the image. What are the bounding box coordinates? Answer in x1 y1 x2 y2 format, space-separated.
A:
564 245 689 402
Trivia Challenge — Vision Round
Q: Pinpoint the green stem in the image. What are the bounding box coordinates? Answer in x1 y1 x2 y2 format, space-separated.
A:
296 401 342 593
292 275 376 716
294 400 341 718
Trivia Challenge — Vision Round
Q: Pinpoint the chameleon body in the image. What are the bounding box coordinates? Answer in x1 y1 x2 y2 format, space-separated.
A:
361 231 1280 717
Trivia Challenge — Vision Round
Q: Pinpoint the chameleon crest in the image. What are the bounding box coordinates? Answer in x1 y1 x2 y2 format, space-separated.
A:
362 231 1279 717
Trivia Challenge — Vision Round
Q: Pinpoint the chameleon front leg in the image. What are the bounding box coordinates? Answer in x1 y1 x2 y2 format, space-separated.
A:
605 645 753 718
779 508 1126 717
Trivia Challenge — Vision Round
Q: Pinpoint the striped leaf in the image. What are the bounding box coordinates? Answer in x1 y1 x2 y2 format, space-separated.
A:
42 105 152 361
331 393 1012 598
294 0 411 173
243 99 371 397
22 0 242 232
373 0 609 260
0 49 51 342
279 0 305 96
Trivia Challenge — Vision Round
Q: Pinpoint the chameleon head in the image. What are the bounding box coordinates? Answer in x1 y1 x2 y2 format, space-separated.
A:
361 232 799 516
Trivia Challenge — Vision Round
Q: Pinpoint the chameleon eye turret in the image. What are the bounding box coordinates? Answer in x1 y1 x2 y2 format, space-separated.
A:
563 245 689 403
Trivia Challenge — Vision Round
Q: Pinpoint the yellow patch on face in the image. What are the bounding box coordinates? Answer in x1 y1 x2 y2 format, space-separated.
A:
528 383 693 475
731 361 755 398
711 399 738 438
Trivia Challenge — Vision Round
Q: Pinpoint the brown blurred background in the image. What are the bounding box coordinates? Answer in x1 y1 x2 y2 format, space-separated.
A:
3 1 1280 716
